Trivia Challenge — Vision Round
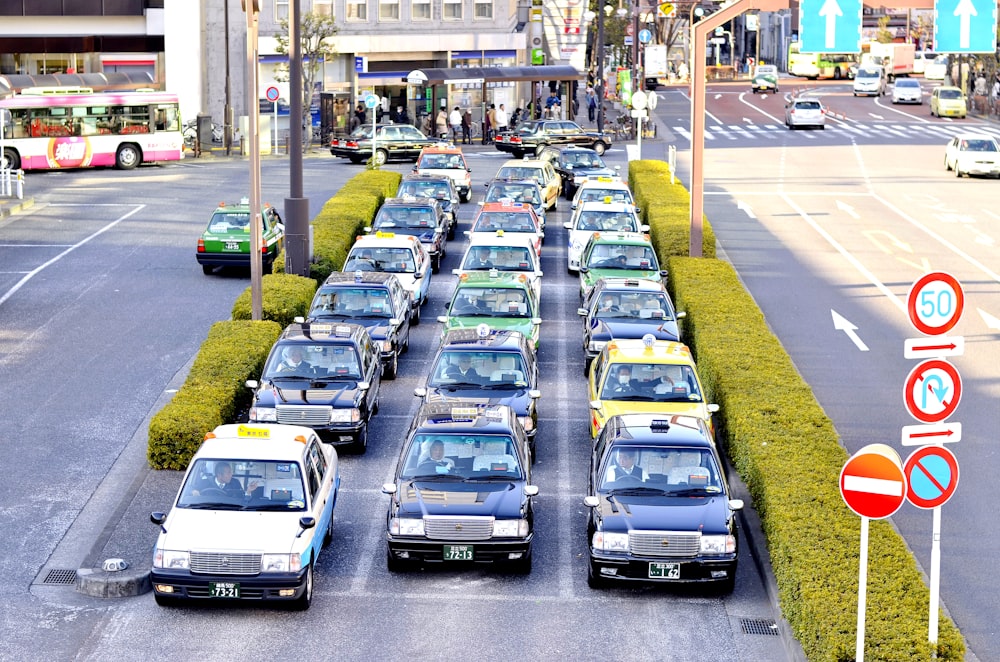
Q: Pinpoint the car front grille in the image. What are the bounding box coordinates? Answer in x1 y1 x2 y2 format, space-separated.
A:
190 552 262 575
424 516 494 541
629 531 701 558
276 404 332 425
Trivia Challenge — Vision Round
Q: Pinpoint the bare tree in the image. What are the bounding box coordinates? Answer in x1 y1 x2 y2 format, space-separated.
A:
274 12 338 150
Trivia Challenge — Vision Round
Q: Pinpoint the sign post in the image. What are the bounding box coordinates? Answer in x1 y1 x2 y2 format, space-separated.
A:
266 86 280 155
365 93 379 165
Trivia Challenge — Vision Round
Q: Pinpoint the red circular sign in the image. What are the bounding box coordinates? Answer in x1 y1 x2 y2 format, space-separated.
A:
266 86 280 102
904 446 959 509
840 445 906 519
903 359 962 424
907 272 964 336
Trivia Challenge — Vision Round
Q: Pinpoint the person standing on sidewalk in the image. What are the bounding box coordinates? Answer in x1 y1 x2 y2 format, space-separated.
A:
449 106 463 143
494 104 509 134
486 104 497 142
461 108 473 145
435 107 449 140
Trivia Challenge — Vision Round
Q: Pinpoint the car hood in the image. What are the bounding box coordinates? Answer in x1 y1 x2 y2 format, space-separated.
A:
397 480 525 518
161 509 307 554
255 379 363 407
595 494 731 535
567 166 616 178
597 400 710 421
378 227 441 244
422 387 533 416
583 268 660 286
590 318 680 342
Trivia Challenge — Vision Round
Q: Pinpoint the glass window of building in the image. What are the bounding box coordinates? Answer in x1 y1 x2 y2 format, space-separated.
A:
412 0 431 20
474 0 493 19
444 0 463 20
379 0 400 20
275 0 289 20
347 0 367 20
313 0 333 16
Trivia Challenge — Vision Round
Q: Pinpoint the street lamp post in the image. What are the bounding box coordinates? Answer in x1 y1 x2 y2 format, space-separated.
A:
689 3 704 82
596 4 609 133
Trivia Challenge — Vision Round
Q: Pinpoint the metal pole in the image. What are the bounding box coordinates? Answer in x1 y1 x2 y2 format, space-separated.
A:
632 9 640 91
245 2 263 320
285 0 310 276
929 505 942 645
224 0 232 156
597 6 606 132
857 516 869 662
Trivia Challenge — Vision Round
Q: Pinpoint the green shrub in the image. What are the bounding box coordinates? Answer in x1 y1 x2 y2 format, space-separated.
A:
231 273 318 326
629 160 716 259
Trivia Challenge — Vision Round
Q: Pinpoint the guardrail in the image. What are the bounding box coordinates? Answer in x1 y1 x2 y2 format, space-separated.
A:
0 167 24 199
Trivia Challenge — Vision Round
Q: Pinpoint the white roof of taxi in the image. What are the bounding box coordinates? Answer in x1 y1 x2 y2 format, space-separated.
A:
351 233 424 250
466 232 539 250
577 200 637 213
575 178 630 192
195 423 318 462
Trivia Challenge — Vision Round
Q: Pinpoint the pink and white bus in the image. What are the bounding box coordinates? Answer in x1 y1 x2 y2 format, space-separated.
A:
0 87 184 171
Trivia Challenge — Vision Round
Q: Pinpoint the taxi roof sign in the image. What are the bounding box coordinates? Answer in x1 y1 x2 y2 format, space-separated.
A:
237 424 271 439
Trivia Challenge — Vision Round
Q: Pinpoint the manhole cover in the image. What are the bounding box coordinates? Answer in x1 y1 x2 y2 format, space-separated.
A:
42 569 77 585
740 618 779 636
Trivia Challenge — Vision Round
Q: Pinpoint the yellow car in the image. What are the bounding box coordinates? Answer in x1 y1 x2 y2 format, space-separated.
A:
587 335 718 438
494 158 562 212
930 86 967 119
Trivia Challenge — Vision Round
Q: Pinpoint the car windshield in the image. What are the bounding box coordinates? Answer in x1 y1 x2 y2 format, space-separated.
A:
576 210 640 232
592 292 673 320
472 211 538 233
374 206 438 230
567 153 604 167
585 244 657 270
600 363 702 402
939 88 962 99
398 181 452 199
345 246 415 273
577 188 633 205
450 287 532 318
897 79 919 88
400 434 523 480
599 446 722 494
208 211 255 234
462 246 536 271
794 101 822 110
177 459 308 511
962 139 997 152
310 287 394 319
418 154 465 169
428 351 529 387
263 342 362 380
857 69 880 79
496 166 544 184
486 185 542 205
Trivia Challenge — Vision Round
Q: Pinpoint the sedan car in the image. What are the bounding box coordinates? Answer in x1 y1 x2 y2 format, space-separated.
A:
453 232 543 301
892 78 923 104
413 145 472 202
365 197 447 273
570 178 634 212
438 271 543 348
945 133 1000 178
467 202 545 257
750 64 779 93
196 199 284 275
924 54 948 81
494 158 561 211
396 173 459 239
578 232 665 300
330 123 442 165
585 414 743 591
495 119 611 158
343 232 432 322
483 178 547 222
538 146 619 199
784 97 826 130
930 86 967 118
565 201 647 272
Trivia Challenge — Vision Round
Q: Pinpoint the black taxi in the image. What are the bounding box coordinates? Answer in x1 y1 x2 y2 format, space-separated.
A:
585 414 743 591
365 197 447 273
306 271 412 379
381 403 538 573
415 325 541 457
246 322 382 454
396 173 460 240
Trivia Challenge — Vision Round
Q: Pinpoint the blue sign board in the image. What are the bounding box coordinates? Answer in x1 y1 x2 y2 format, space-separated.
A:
799 0 862 53
934 0 997 53
355 56 367 73
638 28 653 44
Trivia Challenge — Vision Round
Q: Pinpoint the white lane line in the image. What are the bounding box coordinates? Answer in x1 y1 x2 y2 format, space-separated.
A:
555 283 574 599
0 205 145 309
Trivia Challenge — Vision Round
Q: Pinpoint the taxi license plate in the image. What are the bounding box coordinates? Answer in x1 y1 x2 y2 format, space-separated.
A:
443 545 473 561
224 241 241 251
648 562 681 579
209 581 240 598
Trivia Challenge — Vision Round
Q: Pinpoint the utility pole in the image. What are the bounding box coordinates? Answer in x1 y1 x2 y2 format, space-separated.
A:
244 0 263 320
285 0 310 277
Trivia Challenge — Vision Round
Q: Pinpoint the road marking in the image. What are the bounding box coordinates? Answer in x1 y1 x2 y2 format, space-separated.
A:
0 205 145 309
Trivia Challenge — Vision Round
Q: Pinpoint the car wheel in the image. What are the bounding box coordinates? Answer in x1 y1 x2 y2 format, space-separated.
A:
551 196 558 212
956 165 963 178
323 512 334 546
351 425 368 455
460 191 471 203
945 156 951 171
587 561 608 589
431 255 441 274
512 150 524 159
411 304 421 325
1 148 20 171
115 144 141 170
290 565 312 611
372 149 388 167
348 156 363 164
384 352 398 380
447 222 456 241
593 142 607 156
201 264 214 275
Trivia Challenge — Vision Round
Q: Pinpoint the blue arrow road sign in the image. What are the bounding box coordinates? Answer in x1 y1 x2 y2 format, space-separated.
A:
935 0 997 53
799 0 862 53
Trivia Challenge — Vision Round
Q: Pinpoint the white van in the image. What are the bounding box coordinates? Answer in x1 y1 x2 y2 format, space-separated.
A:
853 65 886 96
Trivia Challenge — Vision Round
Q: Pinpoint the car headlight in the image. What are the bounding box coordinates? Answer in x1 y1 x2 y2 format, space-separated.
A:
587 340 607 353
518 415 534 433
261 553 302 573
250 406 276 422
374 339 388 353
493 519 530 538
329 408 361 423
701 534 736 555
592 531 629 552
389 517 425 536
153 548 190 570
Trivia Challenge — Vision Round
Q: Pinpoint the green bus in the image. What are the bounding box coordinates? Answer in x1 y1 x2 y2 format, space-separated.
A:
787 41 858 80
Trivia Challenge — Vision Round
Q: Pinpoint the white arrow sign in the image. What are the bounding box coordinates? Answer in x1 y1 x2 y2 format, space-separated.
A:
954 0 977 49
979 307 1000 330
832 310 869 351
737 200 756 218
836 199 859 219
819 0 843 49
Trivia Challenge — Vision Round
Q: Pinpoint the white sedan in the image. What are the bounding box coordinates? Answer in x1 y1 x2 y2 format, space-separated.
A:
945 134 1000 178
891 78 922 104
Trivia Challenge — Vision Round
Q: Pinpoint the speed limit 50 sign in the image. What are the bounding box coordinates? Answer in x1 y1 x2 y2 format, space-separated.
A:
907 272 964 336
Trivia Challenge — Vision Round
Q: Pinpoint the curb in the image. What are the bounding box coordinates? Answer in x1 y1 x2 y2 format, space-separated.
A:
0 196 35 218
76 567 151 598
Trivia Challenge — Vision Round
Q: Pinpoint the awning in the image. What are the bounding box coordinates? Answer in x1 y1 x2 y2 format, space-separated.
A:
401 65 584 86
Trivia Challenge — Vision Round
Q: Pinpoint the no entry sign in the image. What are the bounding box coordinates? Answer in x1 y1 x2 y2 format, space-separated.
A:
904 446 959 509
840 444 907 519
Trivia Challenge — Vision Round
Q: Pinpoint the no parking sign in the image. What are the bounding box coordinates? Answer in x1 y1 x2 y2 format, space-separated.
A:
904 446 959 510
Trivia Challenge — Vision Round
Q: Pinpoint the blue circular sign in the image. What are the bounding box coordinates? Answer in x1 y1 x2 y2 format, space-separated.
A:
638 28 653 44
266 86 280 102
904 445 959 509
364 94 379 109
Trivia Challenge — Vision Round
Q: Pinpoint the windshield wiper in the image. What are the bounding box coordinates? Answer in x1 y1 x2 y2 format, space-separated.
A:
481 382 520 389
609 486 668 496
250 502 304 511
466 474 520 481
408 474 463 481
610 395 654 401
183 502 243 510
439 381 482 389
669 487 720 496
269 375 312 381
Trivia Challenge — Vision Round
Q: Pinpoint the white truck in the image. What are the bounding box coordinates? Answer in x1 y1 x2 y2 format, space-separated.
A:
861 42 915 82
644 44 668 89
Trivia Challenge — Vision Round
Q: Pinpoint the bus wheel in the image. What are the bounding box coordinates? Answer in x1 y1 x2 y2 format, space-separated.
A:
2 148 19 170
833 68 842 80
116 144 141 170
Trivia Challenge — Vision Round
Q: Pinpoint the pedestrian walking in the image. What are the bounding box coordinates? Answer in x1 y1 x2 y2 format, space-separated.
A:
586 86 597 123
487 104 497 141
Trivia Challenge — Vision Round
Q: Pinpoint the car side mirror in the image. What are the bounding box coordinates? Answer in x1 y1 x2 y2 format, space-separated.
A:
246 379 259 389
589 400 601 410
382 483 397 495
414 387 427 397
528 389 541 399
707 404 720 413
676 311 687 319
577 307 588 316
729 499 745 511
583 496 600 508
358 381 370 391
437 315 448 323
524 485 539 497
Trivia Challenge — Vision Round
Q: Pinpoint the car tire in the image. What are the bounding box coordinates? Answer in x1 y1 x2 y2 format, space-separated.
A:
431 255 441 274
201 264 214 275
348 156 363 164
512 150 524 159
290 565 312 611
593 142 607 156
384 352 398 380
372 149 388 167
956 165 963 178
411 304 421 325
323 512 334 546
587 561 608 589
351 425 368 455
551 196 557 212
447 222 456 241
945 157 951 171
115 144 141 170
460 191 471 203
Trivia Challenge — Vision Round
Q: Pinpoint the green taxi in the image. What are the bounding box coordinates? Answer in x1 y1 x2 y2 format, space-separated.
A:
751 64 779 94
437 271 542 347
577 232 665 300
196 198 285 275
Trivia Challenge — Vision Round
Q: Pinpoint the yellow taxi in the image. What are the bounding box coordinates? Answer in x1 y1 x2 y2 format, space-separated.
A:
587 334 718 438
494 158 561 212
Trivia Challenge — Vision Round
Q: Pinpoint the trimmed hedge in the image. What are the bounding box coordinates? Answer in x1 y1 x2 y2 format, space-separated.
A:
628 160 716 259
231 273 318 326
147 320 282 470
628 160 965 660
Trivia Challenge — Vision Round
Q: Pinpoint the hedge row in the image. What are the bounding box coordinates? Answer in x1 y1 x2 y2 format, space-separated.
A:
148 169 400 469
629 159 716 260
628 160 964 660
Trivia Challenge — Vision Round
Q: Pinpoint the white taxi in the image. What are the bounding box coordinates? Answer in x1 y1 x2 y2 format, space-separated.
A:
150 424 339 610
466 201 545 257
570 177 634 212
453 231 544 302
564 200 647 273
344 231 432 323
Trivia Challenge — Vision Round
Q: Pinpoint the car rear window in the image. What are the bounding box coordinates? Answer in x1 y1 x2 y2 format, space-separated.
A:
795 101 821 110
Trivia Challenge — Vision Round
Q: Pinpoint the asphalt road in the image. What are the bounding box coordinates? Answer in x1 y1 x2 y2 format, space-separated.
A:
0 143 793 661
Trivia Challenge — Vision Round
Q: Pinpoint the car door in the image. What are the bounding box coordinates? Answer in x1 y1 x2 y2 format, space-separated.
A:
361 339 381 416
562 122 587 147
391 279 411 346
305 438 335 559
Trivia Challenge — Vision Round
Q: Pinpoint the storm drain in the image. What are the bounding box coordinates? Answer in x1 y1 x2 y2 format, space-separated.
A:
740 618 779 636
42 569 77 585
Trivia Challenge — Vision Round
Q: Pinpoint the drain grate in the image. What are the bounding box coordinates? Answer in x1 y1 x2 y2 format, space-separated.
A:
42 569 77 585
740 618 779 636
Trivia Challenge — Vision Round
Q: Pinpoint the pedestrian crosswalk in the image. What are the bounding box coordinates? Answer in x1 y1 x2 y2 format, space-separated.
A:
672 120 1000 143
